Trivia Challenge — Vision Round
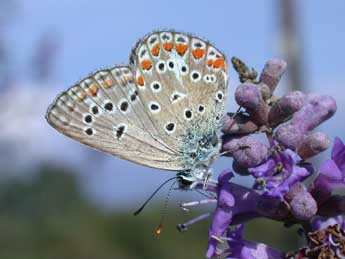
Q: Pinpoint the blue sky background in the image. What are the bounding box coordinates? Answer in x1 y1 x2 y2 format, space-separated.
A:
10 0 344 85
2 0 345 208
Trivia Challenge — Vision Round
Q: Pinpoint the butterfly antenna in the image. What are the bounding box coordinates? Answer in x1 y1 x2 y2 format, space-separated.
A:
133 176 177 216
156 178 176 236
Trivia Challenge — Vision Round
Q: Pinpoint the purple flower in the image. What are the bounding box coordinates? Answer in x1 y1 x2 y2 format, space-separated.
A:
205 170 267 258
206 169 235 258
176 58 341 258
249 148 313 200
312 137 345 203
220 225 284 259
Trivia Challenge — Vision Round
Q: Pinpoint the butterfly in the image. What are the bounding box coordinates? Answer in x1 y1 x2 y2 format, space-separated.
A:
46 30 228 189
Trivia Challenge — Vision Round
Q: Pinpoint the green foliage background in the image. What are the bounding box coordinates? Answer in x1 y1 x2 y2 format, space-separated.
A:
0 165 303 259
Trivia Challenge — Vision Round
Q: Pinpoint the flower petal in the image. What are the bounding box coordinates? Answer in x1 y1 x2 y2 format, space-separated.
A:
265 165 312 200
315 159 344 193
332 137 345 172
224 226 285 259
206 209 233 258
248 159 276 178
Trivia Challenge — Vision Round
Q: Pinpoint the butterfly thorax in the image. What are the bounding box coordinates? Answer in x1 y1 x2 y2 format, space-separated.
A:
177 128 221 189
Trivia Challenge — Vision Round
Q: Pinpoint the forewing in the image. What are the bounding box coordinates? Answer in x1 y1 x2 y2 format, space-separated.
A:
46 66 183 170
130 30 229 144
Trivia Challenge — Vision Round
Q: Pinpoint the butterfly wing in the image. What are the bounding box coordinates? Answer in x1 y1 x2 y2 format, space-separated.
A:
46 66 183 170
130 31 229 166
46 30 229 171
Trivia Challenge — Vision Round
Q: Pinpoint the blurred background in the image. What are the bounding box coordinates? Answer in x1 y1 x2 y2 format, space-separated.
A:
0 0 344 258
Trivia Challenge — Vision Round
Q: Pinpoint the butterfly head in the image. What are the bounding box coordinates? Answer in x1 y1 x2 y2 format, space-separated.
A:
177 162 215 189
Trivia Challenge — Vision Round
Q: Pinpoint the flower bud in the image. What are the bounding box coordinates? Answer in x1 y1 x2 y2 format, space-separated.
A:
222 135 269 168
285 183 317 221
296 132 330 159
275 95 337 150
232 160 251 176
285 182 307 201
235 83 269 125
290 191 317 220
297 95 337 132
268 91 305 127
258 58 287 99
222 113 259 134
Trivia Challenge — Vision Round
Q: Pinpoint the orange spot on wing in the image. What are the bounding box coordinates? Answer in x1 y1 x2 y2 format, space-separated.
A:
213 58 224 68
141 59 152 70
163 42 174 51
175 43 188 55
103 79 114 88
151 44 160 56
88 85 98 96
192 48 205 59
207 59 214 67
137 75 144 86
